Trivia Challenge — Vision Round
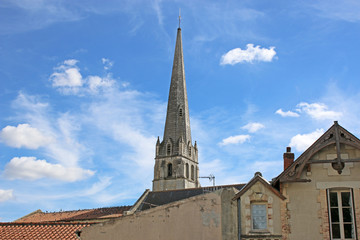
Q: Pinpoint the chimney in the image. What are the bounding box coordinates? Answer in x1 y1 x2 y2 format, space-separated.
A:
283 147 294 170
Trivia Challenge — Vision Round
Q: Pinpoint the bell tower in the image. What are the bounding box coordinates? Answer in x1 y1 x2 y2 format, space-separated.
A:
152 26 200 191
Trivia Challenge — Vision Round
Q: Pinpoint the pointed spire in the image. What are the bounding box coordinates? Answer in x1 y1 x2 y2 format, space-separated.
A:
156 136 160 145
163 27 192 149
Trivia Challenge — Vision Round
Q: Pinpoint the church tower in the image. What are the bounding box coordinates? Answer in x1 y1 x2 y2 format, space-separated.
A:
152 26 200 191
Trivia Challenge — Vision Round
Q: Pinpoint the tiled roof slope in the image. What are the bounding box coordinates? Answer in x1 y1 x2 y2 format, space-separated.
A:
138 184 245 211
0 222 91 240
16 206 131 223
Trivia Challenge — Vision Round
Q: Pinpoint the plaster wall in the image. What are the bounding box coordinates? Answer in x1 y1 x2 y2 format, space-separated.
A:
284 144 360 240
81 189 238 240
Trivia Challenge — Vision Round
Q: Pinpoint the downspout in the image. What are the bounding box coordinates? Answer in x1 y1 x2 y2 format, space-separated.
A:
237 198 241 240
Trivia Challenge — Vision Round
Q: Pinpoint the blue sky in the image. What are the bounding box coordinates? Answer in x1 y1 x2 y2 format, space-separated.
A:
1 0 360 221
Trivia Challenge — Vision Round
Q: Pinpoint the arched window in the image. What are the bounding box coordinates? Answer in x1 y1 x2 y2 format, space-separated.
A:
186 163 189 178
167 144 171 155
191 165 194 180
168 163 173 177
188 146 192 156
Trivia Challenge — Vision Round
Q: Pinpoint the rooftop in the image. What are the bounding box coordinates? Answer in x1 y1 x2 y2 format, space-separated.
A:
15 206 131 223
138 184 245 211
0 222 92 240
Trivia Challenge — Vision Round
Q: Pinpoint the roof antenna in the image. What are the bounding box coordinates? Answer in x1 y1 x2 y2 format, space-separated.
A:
178 8 181 28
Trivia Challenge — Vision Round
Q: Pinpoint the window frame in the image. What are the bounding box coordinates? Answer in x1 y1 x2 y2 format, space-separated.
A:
327 188 357 240
251 202 268 232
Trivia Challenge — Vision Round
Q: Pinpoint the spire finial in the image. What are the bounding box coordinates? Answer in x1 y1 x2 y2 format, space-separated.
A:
178 8 181 28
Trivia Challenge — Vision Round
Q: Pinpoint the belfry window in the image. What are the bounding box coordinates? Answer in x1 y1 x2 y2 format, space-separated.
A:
186 163 189 178
168 163 173 177
179 108 183 117
167 144 171 155
327 189 356 239
191 165 194 180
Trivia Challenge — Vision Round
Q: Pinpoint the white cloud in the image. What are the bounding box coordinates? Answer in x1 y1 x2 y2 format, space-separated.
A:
3 157 94 182
88 93 158 170
82 176 112 196
50 59 116 95
275 108 300 117
242 122 265 133
101 58 113 70
50 60 83 94
152 0 164 26
12 94 87 167
297 102 342 120
0 124 54 149
219 134 250 146
220 44 276 65
0 189 14 202
311 0 360 22
88 75 115 93
64 59 78 66
289 129 324 152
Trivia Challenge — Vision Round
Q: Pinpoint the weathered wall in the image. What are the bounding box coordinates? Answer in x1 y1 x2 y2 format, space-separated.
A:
239 181 283 240
81 188 238 240
283 144 360 240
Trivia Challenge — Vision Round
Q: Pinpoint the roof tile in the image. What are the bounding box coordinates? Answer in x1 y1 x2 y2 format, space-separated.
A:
16 206 131 223
0 222 92 240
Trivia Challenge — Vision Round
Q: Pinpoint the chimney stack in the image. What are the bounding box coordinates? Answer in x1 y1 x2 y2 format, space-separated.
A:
283 147 294 170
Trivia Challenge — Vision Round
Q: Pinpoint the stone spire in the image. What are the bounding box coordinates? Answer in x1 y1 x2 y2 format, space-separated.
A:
152 26 200 191
163 27 192 149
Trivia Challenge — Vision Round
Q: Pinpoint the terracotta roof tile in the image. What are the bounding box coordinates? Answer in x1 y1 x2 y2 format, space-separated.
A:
0 222 92 240
16 206 131 223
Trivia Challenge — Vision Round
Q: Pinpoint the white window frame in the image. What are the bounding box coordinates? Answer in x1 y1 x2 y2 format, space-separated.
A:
327 188 357 240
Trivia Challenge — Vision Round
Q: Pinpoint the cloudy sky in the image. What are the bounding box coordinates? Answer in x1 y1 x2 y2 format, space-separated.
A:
1 0 360 221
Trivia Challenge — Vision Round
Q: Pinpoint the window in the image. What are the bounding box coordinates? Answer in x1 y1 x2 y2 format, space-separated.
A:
167 144 171 155
328 189 356 239
186 163 189 178
188 146 192 156
168 163 173 177
251 204 267 230
191 165 194 180
179 108 183 117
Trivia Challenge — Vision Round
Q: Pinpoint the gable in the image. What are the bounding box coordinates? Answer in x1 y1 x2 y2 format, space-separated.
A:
274 121 360 184
233 173 285 201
